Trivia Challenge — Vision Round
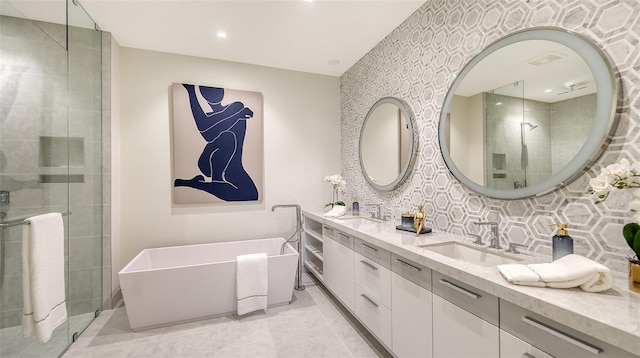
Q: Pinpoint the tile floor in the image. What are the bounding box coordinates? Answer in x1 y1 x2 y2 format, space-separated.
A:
62 274 392 357
1 311 95 357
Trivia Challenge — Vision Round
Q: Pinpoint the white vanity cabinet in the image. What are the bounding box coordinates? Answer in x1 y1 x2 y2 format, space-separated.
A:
390 253 433 358
302 214 324 282
500 300 639 358
323 226 355 311
353 238 393 349
432 272 499 358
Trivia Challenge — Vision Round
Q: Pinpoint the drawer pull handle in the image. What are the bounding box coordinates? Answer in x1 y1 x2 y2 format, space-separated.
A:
323 226 334 233
396 258 422 271
522 316 603 355
361 243 379 252
522 354 536 358
360 293 379 307
439 279 480 299
360 260 378 271
338 233 350 241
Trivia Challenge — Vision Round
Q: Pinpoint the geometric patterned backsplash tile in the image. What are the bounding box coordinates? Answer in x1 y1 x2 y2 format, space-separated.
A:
341 0 640 273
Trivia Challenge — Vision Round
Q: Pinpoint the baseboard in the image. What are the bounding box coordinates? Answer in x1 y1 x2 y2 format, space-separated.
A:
111 287 123 308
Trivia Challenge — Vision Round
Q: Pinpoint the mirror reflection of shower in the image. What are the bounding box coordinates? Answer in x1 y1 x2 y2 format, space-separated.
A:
519 121 538 188
485 80 528 190
485 79 560 191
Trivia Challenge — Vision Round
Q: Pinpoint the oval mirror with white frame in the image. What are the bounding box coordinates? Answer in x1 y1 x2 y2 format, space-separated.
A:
439 27 617 199
360 97 416 191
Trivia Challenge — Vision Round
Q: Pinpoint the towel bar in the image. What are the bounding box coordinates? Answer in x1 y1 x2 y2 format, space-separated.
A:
0 212 71 228
0 212 71 289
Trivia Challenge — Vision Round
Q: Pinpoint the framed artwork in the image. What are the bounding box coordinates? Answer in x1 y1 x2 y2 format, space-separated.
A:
172 83 263 204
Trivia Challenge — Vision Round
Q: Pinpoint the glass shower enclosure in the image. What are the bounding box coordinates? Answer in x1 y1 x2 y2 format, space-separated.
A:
0 0 103 356
484 80 551 190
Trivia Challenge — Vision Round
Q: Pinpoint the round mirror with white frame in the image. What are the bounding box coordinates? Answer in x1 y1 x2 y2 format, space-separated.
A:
439 27 618 199
360 97 416 192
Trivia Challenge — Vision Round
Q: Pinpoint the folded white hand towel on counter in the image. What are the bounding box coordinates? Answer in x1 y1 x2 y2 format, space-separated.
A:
498 254 613 293
236 253 268 316
323 205 346 218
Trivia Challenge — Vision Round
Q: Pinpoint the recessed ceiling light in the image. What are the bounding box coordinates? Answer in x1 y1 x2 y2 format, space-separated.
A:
496 102 502 106
328 59 340 66
217 31 227 39
303 0 313 2
544 89 552 93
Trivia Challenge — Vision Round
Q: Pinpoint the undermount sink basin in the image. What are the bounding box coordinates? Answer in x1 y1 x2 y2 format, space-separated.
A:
419 241 524 267
338 216 382 224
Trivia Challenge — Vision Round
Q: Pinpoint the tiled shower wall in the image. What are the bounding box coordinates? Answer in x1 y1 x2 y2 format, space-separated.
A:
341 0 640 273
483 93 594 190
0 15 109 327
551 93 597 173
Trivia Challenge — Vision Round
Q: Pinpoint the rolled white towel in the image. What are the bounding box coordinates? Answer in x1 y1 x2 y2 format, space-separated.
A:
498 254 613 293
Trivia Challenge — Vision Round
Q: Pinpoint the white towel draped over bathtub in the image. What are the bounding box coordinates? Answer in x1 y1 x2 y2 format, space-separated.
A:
236 253 268 315
22 213 68 343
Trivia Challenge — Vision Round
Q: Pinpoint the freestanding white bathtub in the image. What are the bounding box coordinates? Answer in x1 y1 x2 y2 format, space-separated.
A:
118 237 298 331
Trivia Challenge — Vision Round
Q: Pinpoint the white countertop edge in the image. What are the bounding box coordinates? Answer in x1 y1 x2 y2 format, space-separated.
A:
305 210 640 354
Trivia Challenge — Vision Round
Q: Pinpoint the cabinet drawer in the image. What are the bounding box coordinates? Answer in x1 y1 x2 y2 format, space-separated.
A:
432 271 498 326
500 300 637 358
390 253 431 291
333 231 354 249
323 226 353 249
354 237 391 270
355 253 391 308
355 284 392 349
323 225 336 240
500 330 554 358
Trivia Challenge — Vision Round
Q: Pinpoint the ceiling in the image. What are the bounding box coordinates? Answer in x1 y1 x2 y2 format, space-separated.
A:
4 0 425 77
455 40 596 103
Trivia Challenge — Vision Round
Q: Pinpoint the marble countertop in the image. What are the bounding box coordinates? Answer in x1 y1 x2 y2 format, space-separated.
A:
304 210 640 355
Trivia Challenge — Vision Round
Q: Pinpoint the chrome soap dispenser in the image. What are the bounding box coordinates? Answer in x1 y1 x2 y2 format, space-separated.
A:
550 223 573 261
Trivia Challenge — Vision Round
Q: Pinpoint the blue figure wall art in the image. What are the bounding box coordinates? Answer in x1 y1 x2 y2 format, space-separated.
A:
172 83 263 204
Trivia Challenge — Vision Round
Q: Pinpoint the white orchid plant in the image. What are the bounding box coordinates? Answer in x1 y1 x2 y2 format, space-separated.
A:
324 174 347 208
588 158 640 261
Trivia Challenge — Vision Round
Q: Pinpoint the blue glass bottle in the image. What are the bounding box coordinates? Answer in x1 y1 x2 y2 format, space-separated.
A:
551 223 573 261
352 198 359 216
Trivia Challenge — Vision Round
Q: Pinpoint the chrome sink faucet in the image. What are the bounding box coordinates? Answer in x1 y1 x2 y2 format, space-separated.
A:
506 242 526 254
366 203 386 221
469 233 484 245
474 221 501 249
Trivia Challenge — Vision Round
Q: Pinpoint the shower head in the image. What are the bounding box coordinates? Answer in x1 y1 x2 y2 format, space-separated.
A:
521 122 538 131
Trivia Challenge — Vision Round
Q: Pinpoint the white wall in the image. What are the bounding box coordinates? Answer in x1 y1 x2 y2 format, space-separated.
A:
467 93 484 185
114 48 341 289
448 94 484 185
448 95 470 175
362 104 399 185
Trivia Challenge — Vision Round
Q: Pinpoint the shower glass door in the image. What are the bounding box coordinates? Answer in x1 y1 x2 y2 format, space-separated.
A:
485 81 526 190
0 0 102 356
66 0 103 347
66 0 103 349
